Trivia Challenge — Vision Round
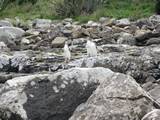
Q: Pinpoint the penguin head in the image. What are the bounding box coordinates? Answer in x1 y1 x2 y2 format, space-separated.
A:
65 41 68 45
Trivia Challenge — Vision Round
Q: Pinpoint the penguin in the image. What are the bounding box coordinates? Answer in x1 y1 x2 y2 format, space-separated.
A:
63 41 71 63
86 39 97 57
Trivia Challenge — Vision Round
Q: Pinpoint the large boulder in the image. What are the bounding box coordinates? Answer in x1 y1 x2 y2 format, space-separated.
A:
0 31 17 50
0 67 114 120
0 20 13 27
70 72 157 120
0 27 25 38
0 27 25 50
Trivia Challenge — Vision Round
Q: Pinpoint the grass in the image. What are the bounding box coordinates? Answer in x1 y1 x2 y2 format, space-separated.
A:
76 0 155 23
0 0 156 22
0 0 56 20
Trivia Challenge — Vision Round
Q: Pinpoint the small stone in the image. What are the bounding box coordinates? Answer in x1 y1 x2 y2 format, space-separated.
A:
60 84 66 89
21 38 30 45
51 37 68 48
116 18 130 27
53 86 59 93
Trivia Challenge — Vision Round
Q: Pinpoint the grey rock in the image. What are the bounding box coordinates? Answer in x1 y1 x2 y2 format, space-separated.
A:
86 21 100 27
0 20 13 27
51 37 68 48
146 37 160 45
21 38 30 45
135 30 160 45
0 27 25 50
33 19 52 28
0 73 12 83
85 27 100 39
72 38 87 46
0 52 33 73
148 85 160 103
26 29 40 36
0 54 10 70
134 18 154 29
45 27 63 40
0 26 25 38
0 31 17 50
63 18 73 24
72 26 83 38
62 29 72 37
149 15 160 25
155 24 160 33
117 32 136 45
0 67 113 120
11 53 30 72
99 17 110 24
142 109 160 120
116 18 131 27
70 72 156 120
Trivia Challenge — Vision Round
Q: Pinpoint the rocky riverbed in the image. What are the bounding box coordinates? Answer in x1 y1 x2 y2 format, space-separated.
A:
1 15 160 120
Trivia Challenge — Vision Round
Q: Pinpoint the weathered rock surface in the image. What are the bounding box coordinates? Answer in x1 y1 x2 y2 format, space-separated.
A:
0 52 31 73
0 26 25 50
117 32 136 45
33 19 52 28
0 67 113 120
116 18 131 27
69 72 157 120
51 37 68 48
0 20 13 27
142 109 160 120
0 54 10 70
0 27 25 38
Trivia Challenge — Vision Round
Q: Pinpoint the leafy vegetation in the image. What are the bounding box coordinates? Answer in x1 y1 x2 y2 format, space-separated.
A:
0 0 156 22
76 0 155 22
53 0 106 18
156 0 160 14
0 0 37 11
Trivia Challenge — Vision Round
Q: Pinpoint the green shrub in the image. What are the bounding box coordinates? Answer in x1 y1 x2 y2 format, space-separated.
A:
54 0 107 18
156 0 160 14
83 0 107 13
0 0 37 11
54 0 84 17
0 0 10 11
15 0 37 5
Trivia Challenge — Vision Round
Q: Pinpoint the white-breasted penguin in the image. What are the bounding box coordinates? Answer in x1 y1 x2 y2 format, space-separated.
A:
86 39 97 57
63 41 71 63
